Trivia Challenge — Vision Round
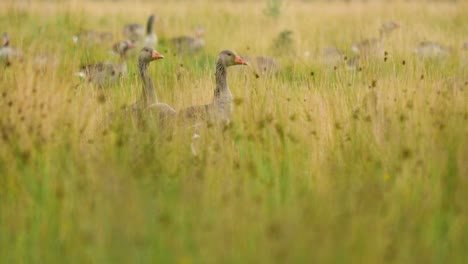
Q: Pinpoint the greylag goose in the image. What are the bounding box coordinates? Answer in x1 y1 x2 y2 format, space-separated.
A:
142 15 158 48
77 40 134 87
351 21 400 56
321 47 345 66
32 53 59 71
346 55 361 71
123 23 144 43
123 14 158 47
111 39 134 55
242 55 280 75
72 29 113 45
0 32 23 65
170 26 205 54
178 50 248 123
130 47 176 119
414 41 451 58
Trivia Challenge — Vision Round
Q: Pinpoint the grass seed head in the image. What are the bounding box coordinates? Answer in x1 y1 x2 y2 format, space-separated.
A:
401 147 412 160
97 94 106 103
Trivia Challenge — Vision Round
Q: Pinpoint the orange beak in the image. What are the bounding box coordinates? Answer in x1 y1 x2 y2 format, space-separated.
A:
234 55 248 65
152 51 164 59
128 42 135 48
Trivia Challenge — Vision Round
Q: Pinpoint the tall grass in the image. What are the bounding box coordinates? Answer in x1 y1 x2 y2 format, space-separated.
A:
1 0 467 263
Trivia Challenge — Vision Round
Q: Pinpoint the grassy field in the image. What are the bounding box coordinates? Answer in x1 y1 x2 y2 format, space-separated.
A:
1 0 467 263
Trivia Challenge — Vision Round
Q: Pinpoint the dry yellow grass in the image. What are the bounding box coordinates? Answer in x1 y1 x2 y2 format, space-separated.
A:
1 0 467 263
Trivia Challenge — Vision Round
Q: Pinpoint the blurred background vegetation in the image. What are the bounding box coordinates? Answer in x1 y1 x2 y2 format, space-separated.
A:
1 0 467 263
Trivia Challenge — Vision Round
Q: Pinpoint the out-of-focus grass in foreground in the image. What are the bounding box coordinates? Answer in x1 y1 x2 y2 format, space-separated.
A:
1 0 467 263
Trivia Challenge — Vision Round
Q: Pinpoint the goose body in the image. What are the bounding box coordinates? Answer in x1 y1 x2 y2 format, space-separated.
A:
77 40 134 87
32 53 59 71
123 15 158 48
179 50 248 123
351 21 399 56
243 55 279 75
143 33 158 49
414 41 451 58
1 32 23 65
351 38 381 55
123 24 145 42
142 15 158 48
322 47 345 66
170 26 205 54
130 47 176 120
72 30 113 45
78 62 127 86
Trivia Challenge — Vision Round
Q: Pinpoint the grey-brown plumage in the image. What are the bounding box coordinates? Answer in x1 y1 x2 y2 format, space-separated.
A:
346 55 361 71
78 40 134 87
170 26 205 54
0 32 23 65
123 24 144 43
112 40 135 56
351 21 399 56
414 41 451 58
242 55 280 75
130 47 176 120
123 14 158 47
321 47 345 66
178 50 248 123
72 29 113 45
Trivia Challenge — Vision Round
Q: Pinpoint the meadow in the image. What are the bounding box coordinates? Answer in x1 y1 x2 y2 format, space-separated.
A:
0 0 467 263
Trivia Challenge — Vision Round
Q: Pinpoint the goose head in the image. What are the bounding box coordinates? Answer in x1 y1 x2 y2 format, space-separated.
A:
139 47 164 63
218 50 248 67
379 21 400 35
195 25 205 38
2 32 9 47
113 40 135 56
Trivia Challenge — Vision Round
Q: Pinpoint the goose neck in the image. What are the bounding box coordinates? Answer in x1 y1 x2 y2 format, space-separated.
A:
146 17 154 35
138 59 158 105
213 60 233 118
378 30 388 41
118 60 127 74
214 60 228 96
